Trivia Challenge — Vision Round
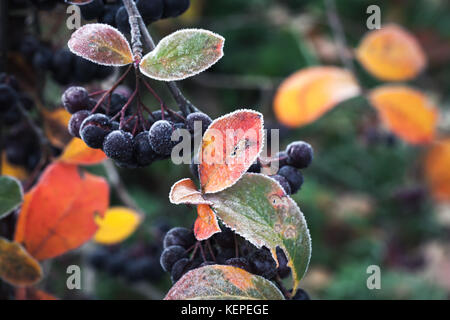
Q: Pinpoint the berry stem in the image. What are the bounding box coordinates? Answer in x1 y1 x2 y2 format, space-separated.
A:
121 0 201 117
206 240 216 262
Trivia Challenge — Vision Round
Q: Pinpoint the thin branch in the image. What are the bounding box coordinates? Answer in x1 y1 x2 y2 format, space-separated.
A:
121 0 200 116
324 0 356 74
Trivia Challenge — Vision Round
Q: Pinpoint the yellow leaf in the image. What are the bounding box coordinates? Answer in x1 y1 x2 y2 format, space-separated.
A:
59 138 106 165
356 24 427 81
94 207 141 245
42 108 72 148
1 152 28 181
424 139 450 202
369 85 438 145
273 66 361 128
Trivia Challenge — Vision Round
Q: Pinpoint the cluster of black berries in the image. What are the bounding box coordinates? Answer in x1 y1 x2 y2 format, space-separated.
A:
248 141 314 196
0 74 42 171
63 86 212 168
160 225 310 299
78 0 190 34
19 36 112 85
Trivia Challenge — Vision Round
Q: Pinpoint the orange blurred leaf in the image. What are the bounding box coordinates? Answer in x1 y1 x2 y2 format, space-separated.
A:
59 138 106 165
15 287 58 300
198 110 264 194
273 66 361 128
369 85 438 144
169 178 211 205
42 108 72 149
15 162 109 260
356 24 427 81
0 237 42 287
194 204 220 241
424 139 450 202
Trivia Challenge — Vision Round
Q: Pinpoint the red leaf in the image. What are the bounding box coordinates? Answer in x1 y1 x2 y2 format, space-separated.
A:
198 110 264 194
15 162 109 260
68 23 133 66
194 204 220 241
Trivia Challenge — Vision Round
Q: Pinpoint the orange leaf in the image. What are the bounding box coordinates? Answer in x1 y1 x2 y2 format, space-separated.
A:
194 204 220 241
0 237 42 287
169 178 211 205
15 287 58 300
42 108 72 149
198 110 264 194
273 66 361 128
356 24 427 81
15 162 109 260
369 85 438 144
424 139 450 202
59 138 106 165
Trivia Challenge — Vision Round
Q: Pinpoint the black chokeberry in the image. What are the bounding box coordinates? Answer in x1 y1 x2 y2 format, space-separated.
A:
115 6 131 34
213 226 235 248
99 4 120 27
137 0 164 24
186 112 212 135
103 130 134 163
162 0 190 18
133 131 157 166
79 0 104 20
68 110 90 138
271 174 291 195
149 120 174 156
247 160 261 173
275 151 289 169
170 258 190 283
276 247 291 278
0 84 17 114
32 46 53 70
163 227 196 249
216 247 235 264
74 57 98 83
62 86 89 114
278 165 303 194
160 245 187 272
80 113 112 149
291 288 310 300
286 141 313 169
249 248 277 279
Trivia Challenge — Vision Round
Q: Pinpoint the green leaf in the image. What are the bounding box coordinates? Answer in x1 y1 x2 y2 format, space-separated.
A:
165 265 284 300
139 29 225 81
204 173 311 293
0 176 23 219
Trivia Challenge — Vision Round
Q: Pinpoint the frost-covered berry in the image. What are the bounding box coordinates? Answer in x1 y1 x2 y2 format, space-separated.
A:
103 130 134 163
62 86 89 114
68 110 90 138
137 0 164 24
278 165 303 194
271 174 292 195
80 113 112 149
133 131 157 166
186 112 212 135
286 141 313 169
149 120 174 156
163 227 195 249
160 245 187 272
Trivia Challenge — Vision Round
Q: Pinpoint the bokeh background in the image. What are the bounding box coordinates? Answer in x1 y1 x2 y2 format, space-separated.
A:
3 0 450 299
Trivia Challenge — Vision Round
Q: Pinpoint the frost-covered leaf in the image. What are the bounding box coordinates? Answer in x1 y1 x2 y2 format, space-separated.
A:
169 178 211 205
165 265 284 300
194 204 220 241
68 23 133 66
0 176 23 219
204 173 311 293
139 29 224 81
0 237 42 287
198 110 264 194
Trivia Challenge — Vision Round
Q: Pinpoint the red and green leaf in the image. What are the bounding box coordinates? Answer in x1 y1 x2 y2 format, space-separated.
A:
139 29 224 81
165 265 284 300
198 110 264 194
15 162 109 261
68 23 133 66
204 173 311 294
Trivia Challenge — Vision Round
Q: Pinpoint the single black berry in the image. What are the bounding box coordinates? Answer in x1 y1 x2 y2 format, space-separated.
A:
68 110 90 138
115 6 131 34
79 0 104 20
73 57 98 83
99 4 120 27
103 130 134 163
162 0 190 18
160 245 187 272
271 174 291 195
278 165 303 194
163 227 196 249
137 0 164 24
148 120 174 156
170 258 190 283
62 86 90 114
249 248 277 279
186 112 212 135
286 141 313 169
133 131 157 166
80 113 112 149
